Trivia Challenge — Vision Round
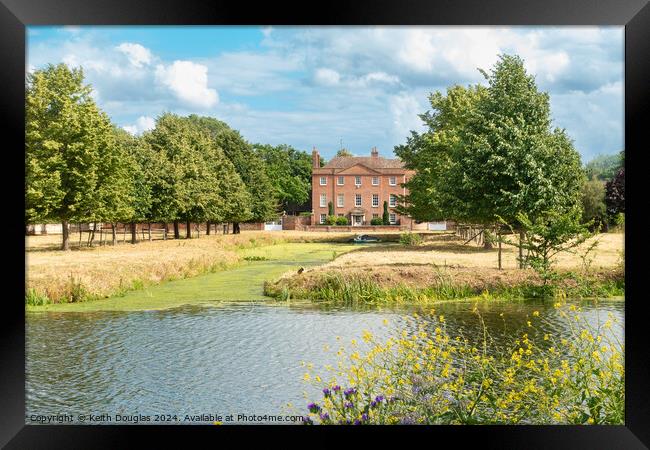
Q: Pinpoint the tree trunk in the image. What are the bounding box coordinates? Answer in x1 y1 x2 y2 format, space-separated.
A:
111 223 117 246
206 221 211 236
61 220 70 251
186 220 192 239
89 222 97 247
498 229 502 270
173 220 180 239
148 222 152 241
164 223 168 240
233 222 241 234
483 228 493 249
518 230 525 269
223 223 228 234
131 222 137 245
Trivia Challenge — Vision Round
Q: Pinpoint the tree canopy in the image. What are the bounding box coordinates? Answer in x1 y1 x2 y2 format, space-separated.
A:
396 54 584 228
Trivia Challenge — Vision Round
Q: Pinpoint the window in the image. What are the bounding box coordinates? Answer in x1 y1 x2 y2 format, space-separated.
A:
355 176 361 186
320 214 327 224
372 213 379 219
355 194 362 207
389 194 397 207
337 213 344 217
337 176 344 185
320 193 327 207
389 213 397 224
320 176 327 186
389 176 397 186
372 194 379 207
337 193 344 208
372 176 379 186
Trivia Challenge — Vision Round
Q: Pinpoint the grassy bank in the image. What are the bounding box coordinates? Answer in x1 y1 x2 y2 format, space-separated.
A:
264 265 624 304
25 231 369 307
27 242 360 312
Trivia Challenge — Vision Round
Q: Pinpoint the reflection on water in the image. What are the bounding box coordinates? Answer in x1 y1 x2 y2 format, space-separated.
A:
26 299 623 424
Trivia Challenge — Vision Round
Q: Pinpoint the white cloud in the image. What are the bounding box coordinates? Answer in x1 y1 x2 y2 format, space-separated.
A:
313 68 340 86
116 43 153 68
389 92 427 143
122 116 156 135
155 61 218 108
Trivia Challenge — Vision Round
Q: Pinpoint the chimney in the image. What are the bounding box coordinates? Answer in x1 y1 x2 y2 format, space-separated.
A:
371 146 379 158
312 147 320 168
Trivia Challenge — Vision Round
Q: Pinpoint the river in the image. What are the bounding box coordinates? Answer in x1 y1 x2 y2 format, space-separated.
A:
25 243 624 424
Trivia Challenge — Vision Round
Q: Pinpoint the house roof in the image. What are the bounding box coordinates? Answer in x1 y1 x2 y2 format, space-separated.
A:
322 156 406 170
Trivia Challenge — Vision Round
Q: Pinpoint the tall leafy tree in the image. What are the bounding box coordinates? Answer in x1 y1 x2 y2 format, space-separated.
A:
396 55 584 265
26 63 125 250
188 116 277 232
145 114 229 238
605 167 625 218
254 143 312 214
580 178 607 231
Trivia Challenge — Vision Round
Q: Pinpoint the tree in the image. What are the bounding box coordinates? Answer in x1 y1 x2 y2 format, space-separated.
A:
255 143 312 214
500 209 592 285
328 201 334 216
580 178 607 231
188 116 277 233
396 54 584 265
605 167 625 219
584 152 624 181
383 201 390 225
336 148 353 157
26 63 126 250
145 114 237 238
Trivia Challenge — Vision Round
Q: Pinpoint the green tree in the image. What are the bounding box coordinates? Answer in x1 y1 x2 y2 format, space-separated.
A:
26 63 127 250
336 148 353 157
396 55 585 266
145 114 236 239
383 201 390 225
580 178 607 231
584 152 624 181
254 143 312 214
188 116 276 233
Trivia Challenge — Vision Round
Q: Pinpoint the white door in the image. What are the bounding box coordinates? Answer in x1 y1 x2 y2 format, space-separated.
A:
353 215 363 226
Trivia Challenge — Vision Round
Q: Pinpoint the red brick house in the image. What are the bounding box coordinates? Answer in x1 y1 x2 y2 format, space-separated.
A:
311 147 415 227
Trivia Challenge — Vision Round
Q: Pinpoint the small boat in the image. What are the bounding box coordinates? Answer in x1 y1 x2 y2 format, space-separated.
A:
351 234 381 243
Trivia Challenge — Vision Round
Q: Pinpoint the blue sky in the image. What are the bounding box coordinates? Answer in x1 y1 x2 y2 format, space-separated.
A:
27 26 624 162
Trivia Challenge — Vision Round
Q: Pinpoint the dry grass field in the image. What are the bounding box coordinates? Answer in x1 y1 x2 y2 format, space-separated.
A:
325 232 624 271
26 230 624 304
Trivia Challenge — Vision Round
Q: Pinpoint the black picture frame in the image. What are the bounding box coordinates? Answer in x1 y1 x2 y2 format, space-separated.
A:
2 0 648 447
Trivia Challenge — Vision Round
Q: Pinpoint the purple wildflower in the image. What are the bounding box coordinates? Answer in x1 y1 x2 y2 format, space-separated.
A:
344 401 354 409
344 387 357 398
307 402 321 413
361 413 369 421
320 412 330 421
332 385 341 392
353 419 361 425
322 388 331 397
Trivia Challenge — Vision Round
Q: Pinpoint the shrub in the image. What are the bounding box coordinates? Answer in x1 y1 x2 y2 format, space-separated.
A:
336 216 349 226
325 215 338 225
399 232 422 246
370 218 383 226
301 302 624 425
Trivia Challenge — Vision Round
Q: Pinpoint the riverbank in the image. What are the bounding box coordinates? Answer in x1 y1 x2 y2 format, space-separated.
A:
26 241 360 312
264 233 624 304
26 231 372 307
